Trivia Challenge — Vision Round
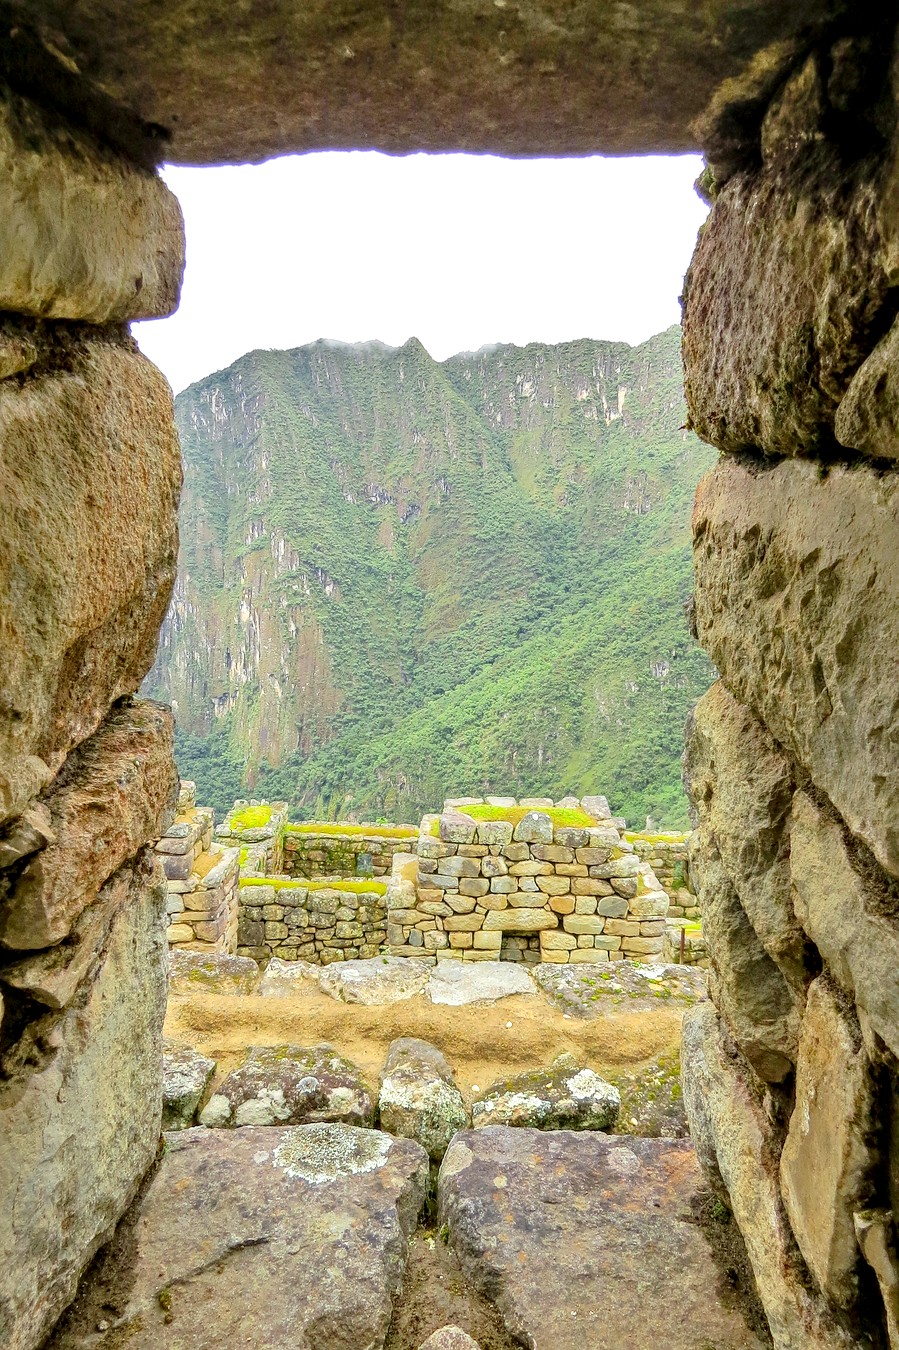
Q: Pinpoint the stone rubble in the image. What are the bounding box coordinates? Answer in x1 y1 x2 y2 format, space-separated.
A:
379 1037 470 1161
199 1043 374 1128
471 1052 620 1131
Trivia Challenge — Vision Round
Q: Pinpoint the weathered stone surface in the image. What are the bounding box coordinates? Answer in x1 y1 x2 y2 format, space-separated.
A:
3 2 830 164
161 1040 216 1130
472 1053 619 1131
481 908 556 933
257 955 321 996
693 456 899 878
685 681 810 989
682 1003 858 1349
699 853 801 1083
47 1124 428 1350
168 948 261 996
320 956 433 1004
0 700 177 949
790 790 899 1060
427 960 535 1006
439 1125 765 1349
0 869 167 1350
532 959 706 1018
512 811 553 844
439 812 477 844
835 313 899 461
379 1038 469 1161
199 1043 373 1128
0 336 181 826
0 90 183 322
418 1329 481 1350
683 44 898 458
780 977 874 1308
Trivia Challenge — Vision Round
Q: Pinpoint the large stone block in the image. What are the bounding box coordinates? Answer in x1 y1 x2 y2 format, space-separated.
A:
682 1003 859 1350
791 790 899 1060
0 90 183 322
0 868 167 1350
683 44 898 458
780 977 875 1308
0 700 177 949
0 337 181 825
693 456 899 878
684 681 812 990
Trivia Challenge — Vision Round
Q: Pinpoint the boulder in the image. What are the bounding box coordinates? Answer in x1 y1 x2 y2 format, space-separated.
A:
790 790 899 1061
426 960 535 1006
419 1330 481 1350
682 1002 859 1349
378 1038 469 1161
161 1041 216 1131
780 977 875 1308
693 456 899 879
319 956 433 1004
199 1044 374 1128
438 1126 765 1349
532 959 706 1017
0 336 181 826
512 811 553 844
0 699 178 949
257 956 321 996
472 1053 619 1131
684 681 811 990
168 949 261 997
0 90 183 322
47 1124 428 1349
0 871 167 1350
439 812 477 844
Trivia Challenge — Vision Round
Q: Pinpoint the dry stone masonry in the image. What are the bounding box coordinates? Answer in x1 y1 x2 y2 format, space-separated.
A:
156 782 240 951
389 796 672 966
281 822 418 878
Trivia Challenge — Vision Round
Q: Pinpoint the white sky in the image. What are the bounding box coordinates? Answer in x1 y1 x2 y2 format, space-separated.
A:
133 152 707 395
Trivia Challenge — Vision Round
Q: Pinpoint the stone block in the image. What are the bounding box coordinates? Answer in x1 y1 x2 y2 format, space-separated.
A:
449 931 473 948
473 931 502 949
461 949 497 961
531 844 574 864
508 891 548 907
441 856 481 878
478 893 508 911
553 827 589 848
0 700 177 949
780 977 875 1308
0 338 181 827
458 878 490 897
0 91 184 322
476 820 513 846
508 860 552 877
482 909 557 933
480 855 508 878
549 894 576 915
439 812 477 844
503 843 530 862
445 895 477 914
166 922 194 944
540 930 577 951
535 875 571 896
621 936 665 955
457 844 488 858
539 949 568 963
489 876 516 893
628 890 670 918
692 456 899 879
555 862 588 877
640 920 666 936
571 877 613 896
443 914 484 932
561 915 605 935
0 872 167 1350
512 811 553 844
574 896 597 914
596 896 629 918
569 948 609 963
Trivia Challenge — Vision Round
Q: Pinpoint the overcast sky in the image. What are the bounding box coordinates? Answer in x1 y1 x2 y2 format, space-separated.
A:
133 152 707 395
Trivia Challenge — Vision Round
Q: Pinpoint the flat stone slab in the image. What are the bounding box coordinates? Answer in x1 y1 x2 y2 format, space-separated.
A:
426 961 536 1006
439 1127 765 1350
532 959 706 1018
168 949 261 996
50 1125 428 1350
257 956 321 996
320 956 433 1004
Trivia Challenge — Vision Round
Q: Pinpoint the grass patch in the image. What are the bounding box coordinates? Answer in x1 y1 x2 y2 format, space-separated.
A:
229 804 273 831
624 830 691 845
283 822 417 839
430 803 595 835
239 876 387 896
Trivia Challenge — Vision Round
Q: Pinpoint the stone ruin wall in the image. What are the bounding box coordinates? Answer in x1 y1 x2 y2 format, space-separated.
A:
281 827 417 879
678 22 899 1350
156 782 240 952
388 796 674 966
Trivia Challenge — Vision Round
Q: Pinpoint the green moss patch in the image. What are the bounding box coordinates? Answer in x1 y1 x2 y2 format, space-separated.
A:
229 804 274 830
283 822 416 840
239 876 387 896
430 803 595 835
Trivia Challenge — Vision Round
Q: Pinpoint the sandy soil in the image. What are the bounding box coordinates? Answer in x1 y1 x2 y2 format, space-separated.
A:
164 983 686 1102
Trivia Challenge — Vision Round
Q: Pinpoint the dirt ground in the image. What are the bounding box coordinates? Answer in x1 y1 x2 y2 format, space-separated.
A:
164 983 687 1104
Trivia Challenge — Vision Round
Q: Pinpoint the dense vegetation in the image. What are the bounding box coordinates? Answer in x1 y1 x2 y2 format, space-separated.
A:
145 328 716 828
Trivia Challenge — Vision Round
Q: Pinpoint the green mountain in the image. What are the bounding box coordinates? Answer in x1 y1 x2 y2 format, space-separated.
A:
144 327 716 827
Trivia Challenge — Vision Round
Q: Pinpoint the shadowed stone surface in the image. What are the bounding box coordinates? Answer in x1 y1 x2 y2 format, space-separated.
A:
0 2 845 164
161 1040 216 1131
532 959 706 1017
379 1038 469 1162
199 1043 374 1128
47 1124 429 1350
438 1125 765 1349
0 335 181 826
682 1003 859 1349
472 1053 620 1131
0 872 167 1350
693 456 899 879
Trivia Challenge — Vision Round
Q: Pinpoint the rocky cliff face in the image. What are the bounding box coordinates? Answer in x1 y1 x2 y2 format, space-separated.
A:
145 328 716 825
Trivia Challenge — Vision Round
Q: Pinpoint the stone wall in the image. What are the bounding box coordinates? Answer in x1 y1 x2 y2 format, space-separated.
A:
236 880 387 963
681 23 899 1349
388 797 670 964
157 784 240 952
281 826 418 879
0 82 183 1350
214 799 287 874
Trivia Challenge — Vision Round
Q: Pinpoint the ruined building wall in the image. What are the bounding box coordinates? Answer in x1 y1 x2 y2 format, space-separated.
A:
681 22 899 1350
0 89 184 1350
